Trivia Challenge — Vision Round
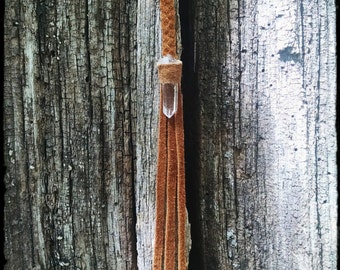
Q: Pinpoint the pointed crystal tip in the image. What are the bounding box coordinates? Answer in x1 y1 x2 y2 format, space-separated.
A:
163 106 176 118
162 83 178 118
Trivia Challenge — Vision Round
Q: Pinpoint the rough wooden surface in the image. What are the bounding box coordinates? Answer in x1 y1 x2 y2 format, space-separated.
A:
3 0 337 269
135 0 160 268
186 0 337 269
4 0 138 269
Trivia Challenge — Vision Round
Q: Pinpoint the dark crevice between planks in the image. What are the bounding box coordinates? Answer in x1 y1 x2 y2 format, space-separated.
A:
179 0 204 269
0 0 6 267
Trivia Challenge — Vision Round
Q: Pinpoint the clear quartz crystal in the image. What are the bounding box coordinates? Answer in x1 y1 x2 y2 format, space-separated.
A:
162 83 178 118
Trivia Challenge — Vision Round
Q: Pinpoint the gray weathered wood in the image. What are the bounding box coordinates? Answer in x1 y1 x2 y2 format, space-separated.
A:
135 0 160 268
188 0 337 269
4 0 138 269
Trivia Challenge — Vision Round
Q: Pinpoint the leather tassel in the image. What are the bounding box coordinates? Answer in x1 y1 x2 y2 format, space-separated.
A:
153 59 187 270
153 0 187 267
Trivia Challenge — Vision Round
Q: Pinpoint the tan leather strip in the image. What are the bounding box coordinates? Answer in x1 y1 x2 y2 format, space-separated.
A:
175 91 186 270
164 116 177 269
153 91 168 270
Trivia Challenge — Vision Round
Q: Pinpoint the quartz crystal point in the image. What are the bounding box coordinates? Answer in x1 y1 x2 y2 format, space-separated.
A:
162 83 178 118
157 55 181 118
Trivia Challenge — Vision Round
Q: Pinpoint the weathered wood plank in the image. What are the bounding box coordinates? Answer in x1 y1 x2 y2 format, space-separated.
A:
191 0 337 269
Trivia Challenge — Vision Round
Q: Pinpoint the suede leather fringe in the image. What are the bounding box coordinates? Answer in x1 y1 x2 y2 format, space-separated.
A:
153 88 186 270
154 0 187 268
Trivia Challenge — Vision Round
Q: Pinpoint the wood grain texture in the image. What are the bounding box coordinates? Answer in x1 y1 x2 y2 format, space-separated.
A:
187 0 337 269
4 0 137 269
134 1 161 269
